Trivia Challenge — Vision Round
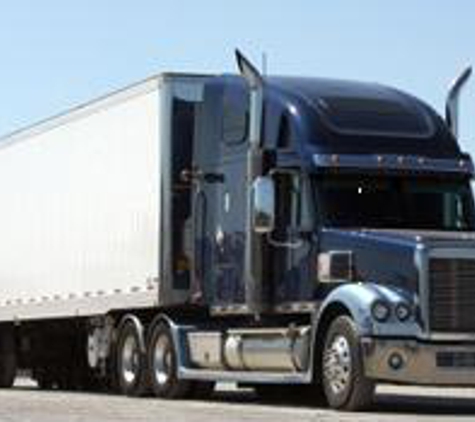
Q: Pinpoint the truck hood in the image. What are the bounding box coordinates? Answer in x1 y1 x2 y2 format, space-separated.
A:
319 228 475 294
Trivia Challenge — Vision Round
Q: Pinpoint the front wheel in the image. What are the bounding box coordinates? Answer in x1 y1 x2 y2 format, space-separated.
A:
322 315 374 411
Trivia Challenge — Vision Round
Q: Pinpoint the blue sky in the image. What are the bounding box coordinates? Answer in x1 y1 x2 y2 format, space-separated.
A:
0 1 474 155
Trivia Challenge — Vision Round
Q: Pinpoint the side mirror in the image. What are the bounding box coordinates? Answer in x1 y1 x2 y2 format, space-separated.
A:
252 176 275 234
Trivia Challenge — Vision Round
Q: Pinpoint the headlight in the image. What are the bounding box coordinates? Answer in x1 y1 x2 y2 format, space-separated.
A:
371 300 391 322
395 302 412 322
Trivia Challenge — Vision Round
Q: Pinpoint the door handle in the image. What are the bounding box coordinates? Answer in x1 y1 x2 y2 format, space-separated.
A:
215 227 225 248
181 168 224 184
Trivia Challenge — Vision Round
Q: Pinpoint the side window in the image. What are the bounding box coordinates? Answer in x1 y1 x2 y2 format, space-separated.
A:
222 84 248 145
275 173 313 234
276 113 291 149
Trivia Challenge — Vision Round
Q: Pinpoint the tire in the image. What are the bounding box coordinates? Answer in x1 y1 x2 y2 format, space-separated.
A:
115 320 149 396
0 328 16 388
321 315 374 411
147 322 192 399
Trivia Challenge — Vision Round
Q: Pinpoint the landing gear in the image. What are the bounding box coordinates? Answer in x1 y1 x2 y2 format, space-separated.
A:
322 316 374 411
116 320 149 396
35 372 55 390
0 327 16 388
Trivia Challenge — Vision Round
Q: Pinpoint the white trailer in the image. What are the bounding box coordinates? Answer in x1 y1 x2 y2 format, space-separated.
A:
0 78 161 321
0 74 208 321
0 73 208 390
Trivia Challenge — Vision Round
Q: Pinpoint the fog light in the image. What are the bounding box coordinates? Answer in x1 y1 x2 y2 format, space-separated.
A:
388 352 404 371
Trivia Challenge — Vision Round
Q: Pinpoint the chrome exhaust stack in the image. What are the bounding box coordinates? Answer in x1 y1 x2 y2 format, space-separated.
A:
445 66 472 139
235 49 264 148
235 49 267 315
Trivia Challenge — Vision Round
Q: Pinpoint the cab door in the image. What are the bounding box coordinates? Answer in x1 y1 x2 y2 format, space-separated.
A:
270 172 316 305
189 82 222 305
211 80 249 307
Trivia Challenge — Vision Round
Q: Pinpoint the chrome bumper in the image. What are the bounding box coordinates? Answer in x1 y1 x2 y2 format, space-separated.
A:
362 337 475 386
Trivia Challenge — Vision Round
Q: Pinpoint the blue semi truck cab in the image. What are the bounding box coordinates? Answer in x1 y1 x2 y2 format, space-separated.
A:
138 54 475 411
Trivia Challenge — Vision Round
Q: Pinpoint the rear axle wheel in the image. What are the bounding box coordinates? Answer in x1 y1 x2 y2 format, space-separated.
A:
116 320 149 396
147 322 192 399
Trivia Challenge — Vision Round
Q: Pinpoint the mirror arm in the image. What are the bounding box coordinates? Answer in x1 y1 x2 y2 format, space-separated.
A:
266 232 304 249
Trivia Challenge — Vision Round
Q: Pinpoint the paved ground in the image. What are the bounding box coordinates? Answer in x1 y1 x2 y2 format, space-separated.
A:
1 381 475 421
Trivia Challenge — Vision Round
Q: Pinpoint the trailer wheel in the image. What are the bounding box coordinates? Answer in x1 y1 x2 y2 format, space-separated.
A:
0 328 16 388
116 321 148 396
322 315 374 411
147 322 192 399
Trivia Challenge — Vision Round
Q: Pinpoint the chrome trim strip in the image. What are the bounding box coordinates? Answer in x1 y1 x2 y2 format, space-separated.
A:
179 367 312 384
273 301 318 314
428 248 475 259
211 305 251 316
212 302 318 316
428 333 475 341
414 245 429 335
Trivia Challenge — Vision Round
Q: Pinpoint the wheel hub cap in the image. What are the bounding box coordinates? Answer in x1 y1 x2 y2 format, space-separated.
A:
121 335 140 385
323 335 352 395
153 335 172 386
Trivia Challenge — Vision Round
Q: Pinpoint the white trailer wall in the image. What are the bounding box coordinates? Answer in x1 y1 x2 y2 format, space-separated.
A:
0 78 162 320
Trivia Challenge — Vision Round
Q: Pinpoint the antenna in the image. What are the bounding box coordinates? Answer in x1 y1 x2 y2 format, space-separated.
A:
261 52 268 76
234 49 266 316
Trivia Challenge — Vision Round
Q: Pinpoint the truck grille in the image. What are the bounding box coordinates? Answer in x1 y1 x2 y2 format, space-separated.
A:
429 258 475 332
437 352 475 368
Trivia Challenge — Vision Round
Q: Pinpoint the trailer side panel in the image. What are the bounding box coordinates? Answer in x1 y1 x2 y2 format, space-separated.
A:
0 80 161 320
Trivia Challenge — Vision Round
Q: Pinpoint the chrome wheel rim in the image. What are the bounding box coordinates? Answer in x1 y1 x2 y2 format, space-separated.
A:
323 335 352 395
153 334 173 387
121 334 140 385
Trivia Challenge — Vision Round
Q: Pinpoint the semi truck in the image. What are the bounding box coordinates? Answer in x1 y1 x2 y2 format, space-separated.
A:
0 51 474 411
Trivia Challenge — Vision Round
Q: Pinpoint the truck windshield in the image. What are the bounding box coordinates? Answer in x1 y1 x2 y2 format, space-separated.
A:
314 175 475 231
